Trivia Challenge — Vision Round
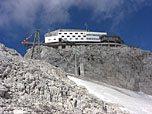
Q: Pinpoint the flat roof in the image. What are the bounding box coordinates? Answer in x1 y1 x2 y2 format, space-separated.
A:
57 29 88 32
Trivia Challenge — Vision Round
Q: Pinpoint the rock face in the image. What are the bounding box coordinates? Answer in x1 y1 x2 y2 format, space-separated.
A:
25 45 152 95
0 43 128 113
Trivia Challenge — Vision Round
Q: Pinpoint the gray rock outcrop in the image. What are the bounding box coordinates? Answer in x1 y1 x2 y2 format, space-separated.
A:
0 43 128 113
25 45 152 95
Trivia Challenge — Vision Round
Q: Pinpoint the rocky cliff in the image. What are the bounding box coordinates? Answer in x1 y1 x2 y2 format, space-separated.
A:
0 43 128 113
25 45 152 95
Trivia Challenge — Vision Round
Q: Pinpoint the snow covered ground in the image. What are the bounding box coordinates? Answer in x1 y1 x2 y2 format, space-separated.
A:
68 76 152 114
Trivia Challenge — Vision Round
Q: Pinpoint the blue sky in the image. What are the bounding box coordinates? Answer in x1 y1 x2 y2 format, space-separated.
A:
0 0 152 56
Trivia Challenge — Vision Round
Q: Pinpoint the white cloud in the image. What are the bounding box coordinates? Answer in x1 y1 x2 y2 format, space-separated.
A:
0 0 151 30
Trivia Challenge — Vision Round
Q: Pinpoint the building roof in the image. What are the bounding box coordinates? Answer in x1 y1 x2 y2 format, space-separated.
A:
57 29 88 32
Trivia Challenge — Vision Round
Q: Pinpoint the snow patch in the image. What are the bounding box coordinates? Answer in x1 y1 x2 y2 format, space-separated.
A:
68 76 152 114
13 110 27 114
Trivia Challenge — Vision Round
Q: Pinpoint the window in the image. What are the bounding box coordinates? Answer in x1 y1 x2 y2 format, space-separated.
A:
83 35 86 37
78 35 81 37
75 33 78 34
64 33 67 34
70 33 72 34
87 34 100 36
48 39 51 41
87 38 92 40
62 36 64 37
70 38 72 40
59 33 62 34
54 38 56 40
81 38 83 40
80 33 83 34
67 36 70 37
72 35 75 37
64 38 67 40
75 38 78 40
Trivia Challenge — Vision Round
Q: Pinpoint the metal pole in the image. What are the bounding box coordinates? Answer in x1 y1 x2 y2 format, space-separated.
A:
38 30 41 60
75 53 78 75
31 30 41 59
31 31 37 59
73 49 78 75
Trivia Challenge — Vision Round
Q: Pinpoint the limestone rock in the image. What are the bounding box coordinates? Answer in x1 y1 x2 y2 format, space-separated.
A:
0 84 8 98
25 45 152 95
0 43 129 113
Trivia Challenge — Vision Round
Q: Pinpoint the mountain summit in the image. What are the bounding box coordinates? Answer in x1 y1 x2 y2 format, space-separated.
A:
25 45 152 95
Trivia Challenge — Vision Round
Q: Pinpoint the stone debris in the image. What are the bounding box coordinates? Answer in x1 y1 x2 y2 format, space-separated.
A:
0 43 129 113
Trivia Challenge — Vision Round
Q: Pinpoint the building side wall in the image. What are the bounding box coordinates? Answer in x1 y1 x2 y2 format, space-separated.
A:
45 30 107 43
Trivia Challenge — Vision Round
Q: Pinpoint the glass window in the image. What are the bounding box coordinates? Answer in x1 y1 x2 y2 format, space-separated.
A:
73 36 75 37
70 33 72 34
80 33 83 34
75 33 78 34
78 35 81 37
59 33 62 34
81 38 83 40
76 38 78 40
62 36 64 37
64 33 67 34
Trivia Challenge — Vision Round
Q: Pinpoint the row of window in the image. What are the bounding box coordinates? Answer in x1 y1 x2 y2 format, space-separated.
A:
61 35 86 37
86 34 101 36
101 37 119 40
48 38 84 41
63 38 84 40
48 37 100 41
59 32 84 35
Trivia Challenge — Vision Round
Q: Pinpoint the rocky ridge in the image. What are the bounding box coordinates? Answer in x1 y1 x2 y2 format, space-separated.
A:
25 45 152 95
0 43 128 113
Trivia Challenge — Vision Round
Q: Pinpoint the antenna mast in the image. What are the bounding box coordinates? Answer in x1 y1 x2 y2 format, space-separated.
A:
85 23 89 31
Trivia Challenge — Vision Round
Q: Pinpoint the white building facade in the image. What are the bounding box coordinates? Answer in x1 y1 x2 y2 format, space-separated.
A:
45 29 107 43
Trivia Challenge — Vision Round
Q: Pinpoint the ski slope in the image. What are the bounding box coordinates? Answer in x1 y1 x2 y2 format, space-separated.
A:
68 76 152 114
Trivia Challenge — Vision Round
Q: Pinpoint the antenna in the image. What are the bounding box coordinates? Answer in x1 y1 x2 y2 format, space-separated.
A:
85 23 88 31
48 29 50 33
